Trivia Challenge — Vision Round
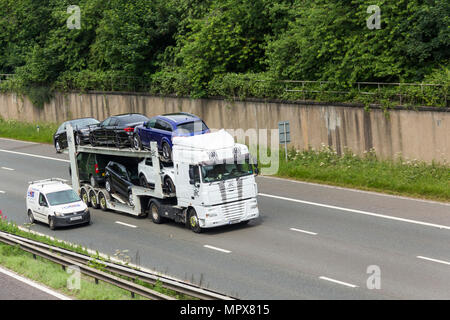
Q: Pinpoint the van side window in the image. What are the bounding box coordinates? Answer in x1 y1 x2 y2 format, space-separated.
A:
39 193 47 206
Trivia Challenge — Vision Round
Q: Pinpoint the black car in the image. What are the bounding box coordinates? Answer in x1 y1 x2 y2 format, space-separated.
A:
69 153 123 187
53 118 100 153
104 160 140 205
89 113 149 148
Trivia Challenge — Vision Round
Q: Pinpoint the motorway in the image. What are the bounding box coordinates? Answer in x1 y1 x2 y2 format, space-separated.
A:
0 138 449 299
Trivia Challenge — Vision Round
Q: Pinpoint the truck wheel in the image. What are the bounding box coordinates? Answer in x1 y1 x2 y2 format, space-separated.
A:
149 202 164 224
99 192 108 211
80 189 90 207
164 176 176 194
28 210 35 224
49 217 56 230
89 190 99 209
188 209 202 233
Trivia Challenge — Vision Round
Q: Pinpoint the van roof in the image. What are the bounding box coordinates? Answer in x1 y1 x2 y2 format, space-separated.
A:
29 180 73 194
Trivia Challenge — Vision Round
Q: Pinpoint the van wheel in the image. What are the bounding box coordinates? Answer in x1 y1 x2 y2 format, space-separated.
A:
80 189 90 207
189 208 202 233
149 202 164 224
90 190 99 209
27 210 35 224
49 217 56 230
99 192 108 211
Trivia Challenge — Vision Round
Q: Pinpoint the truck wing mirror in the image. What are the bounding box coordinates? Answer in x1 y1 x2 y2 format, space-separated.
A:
189 179 195 185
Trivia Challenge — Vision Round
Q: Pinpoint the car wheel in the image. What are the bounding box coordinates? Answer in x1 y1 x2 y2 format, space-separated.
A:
150 201 164 224
164 176 176 194
89 135 97 147
114 136 121 148
90 175 98 188
189 208 202 233
27 210 35 224
133 135 142 151
99 192 108 211
128 191 134 207
105 177 112 193
55 141 62 153
139 174 149 188
80 188 90 207
75 133 82 146
89 190 99 209
162 142 172 162
49 217 56 230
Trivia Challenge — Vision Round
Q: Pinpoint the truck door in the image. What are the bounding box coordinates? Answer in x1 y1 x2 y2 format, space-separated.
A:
187 165 201 202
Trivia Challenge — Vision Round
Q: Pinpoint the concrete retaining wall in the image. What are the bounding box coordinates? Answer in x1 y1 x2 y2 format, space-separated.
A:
0 92 448 163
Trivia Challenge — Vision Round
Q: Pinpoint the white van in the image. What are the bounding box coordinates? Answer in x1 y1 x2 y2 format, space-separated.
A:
26 179 91 230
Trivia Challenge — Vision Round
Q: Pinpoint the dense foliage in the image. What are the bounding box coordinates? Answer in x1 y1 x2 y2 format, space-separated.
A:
0 0 448 105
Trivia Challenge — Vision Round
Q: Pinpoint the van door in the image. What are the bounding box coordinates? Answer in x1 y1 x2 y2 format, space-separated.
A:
34 193 50 223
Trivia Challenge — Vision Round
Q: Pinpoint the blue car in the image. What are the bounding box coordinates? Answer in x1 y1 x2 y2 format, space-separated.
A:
133 113 210 161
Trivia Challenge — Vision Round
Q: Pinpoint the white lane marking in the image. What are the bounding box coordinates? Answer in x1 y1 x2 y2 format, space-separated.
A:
204 245 232 254
1 167 14 171
115 221 137 228
259 193 450 231
0 191 5 194
290 227 318 235
0 149 69 163
319 276 358 288
0 137 38 145
0 266 71 300
417 256 450 266
259 175 450 207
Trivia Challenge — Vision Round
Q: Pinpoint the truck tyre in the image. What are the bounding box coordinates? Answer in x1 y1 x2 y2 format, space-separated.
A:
188 208 202 233
28 210 35 224
49 217 56 230
80 188 90 207
99 192 108 211
149 201 164 224
89 190 99 209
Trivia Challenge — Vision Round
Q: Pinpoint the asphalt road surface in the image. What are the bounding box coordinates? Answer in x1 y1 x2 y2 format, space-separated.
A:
0 138 449 299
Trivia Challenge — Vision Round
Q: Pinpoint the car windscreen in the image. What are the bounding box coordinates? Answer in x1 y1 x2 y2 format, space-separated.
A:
176 121 208 134
70 118 99 128
118 115 148 126
46 190 81 206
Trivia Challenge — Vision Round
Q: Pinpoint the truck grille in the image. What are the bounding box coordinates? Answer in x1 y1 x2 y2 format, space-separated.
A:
222 202 245 221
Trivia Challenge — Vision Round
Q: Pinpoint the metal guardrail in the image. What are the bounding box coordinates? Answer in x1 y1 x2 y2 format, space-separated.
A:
0 231 235 300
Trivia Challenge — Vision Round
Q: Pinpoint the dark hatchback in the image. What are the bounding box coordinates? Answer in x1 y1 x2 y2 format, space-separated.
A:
104 160 140 205
53 118 99 153
89 113 149 148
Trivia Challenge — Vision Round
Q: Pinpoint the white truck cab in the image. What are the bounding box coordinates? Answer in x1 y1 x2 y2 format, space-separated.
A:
26 178 91 230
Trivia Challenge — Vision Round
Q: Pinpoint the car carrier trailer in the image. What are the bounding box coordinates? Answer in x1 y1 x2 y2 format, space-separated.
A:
66 124 259 233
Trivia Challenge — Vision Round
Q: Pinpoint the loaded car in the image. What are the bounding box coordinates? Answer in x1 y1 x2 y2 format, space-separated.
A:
89 113 149 148
138 157 176 194
69 152 122 187
53 117 99 153
133 112 209 161
104 160 140 206
26 179 91 230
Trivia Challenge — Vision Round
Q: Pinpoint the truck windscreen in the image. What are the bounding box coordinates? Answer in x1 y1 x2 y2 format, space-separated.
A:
46 190 81 206
200 161 253 183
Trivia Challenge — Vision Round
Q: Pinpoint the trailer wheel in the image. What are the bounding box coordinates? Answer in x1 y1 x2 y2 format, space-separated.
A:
80 188 90 207
188 208 202 233
149 201 164 224
89 190 99 209
99 192 108 211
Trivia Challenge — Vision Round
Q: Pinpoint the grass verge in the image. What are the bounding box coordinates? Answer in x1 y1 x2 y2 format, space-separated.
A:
276 146 449 202
0 117 57 144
